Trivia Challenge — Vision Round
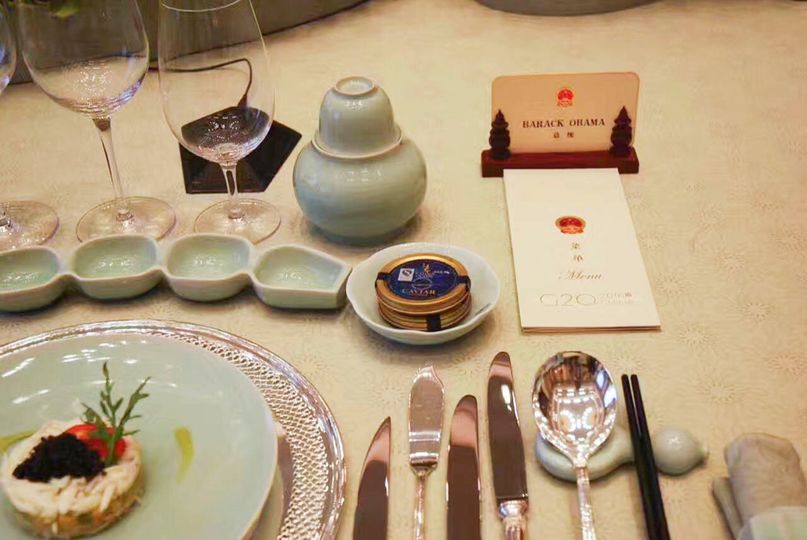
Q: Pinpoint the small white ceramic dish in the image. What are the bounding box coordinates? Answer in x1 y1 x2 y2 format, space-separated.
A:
346 242 499 345
253 245 352 309
0 247 67 312
69 234 162 300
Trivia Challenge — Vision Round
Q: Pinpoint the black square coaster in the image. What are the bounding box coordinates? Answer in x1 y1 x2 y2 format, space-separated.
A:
179 119 302 194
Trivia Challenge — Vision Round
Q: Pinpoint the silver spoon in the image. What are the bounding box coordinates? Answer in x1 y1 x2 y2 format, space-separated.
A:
532 351 617 540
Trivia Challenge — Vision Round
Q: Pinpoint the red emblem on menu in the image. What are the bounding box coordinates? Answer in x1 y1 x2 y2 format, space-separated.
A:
555 216 586 234
557 87 574 107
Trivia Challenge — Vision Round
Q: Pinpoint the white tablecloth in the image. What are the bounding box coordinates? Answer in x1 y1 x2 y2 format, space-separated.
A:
1 0 806 538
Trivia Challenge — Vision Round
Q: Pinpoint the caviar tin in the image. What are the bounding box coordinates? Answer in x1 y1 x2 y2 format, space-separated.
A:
374 253 472 331
375 254 470 313
378 294 472 331
377 290 471 316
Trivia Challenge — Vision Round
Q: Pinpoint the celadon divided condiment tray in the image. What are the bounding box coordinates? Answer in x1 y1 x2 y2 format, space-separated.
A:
0 234 352 312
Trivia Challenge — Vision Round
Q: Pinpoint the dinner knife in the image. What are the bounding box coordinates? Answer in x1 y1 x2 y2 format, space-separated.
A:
487 351 529 540
447 395 481 540
353 417 391 540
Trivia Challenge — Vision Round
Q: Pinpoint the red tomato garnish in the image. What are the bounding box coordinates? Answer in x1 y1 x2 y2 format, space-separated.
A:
65 424 126 461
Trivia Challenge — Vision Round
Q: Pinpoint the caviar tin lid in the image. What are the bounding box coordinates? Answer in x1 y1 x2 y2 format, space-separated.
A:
379 294 472 332
375 254 470 312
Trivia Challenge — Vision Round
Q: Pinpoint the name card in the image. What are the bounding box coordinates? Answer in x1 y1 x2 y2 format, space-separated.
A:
492 72 639 153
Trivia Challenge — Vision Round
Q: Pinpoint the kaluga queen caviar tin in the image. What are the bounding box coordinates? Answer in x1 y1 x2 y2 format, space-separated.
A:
375 254 472 331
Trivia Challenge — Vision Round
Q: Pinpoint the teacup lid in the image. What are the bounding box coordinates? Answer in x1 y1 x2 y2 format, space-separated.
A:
314 76 403 159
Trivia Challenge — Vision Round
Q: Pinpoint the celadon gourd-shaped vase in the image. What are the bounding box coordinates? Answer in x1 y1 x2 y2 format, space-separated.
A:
293 76 427 245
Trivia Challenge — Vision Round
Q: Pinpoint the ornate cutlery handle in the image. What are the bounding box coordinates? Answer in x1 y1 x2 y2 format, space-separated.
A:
575 467 597 540
499 499 528 540
414 473 427 540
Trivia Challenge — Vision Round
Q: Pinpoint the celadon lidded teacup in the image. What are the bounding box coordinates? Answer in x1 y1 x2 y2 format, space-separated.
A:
314 76 402 158
294 76 427 246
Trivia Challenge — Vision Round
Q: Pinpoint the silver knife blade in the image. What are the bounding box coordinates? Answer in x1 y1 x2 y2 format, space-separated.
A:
447 395 481 540
488 352 529 539
353 417 391 540
409 366 444 540
488 352 529 503
409 366 445 468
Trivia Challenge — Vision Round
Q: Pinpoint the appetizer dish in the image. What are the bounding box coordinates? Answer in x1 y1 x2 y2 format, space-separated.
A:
0 363 149 539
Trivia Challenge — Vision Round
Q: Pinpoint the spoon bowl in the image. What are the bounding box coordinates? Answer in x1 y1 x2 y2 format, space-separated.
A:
532 351 617 540
532 351 618 465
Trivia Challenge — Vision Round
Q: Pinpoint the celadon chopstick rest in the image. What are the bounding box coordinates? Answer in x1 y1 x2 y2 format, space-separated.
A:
713 434 807 540
534 425 708 481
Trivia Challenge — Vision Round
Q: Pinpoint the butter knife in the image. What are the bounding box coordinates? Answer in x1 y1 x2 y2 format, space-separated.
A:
353 417 391 540
487 352 529 540
409 366 445 540
447 395 481 540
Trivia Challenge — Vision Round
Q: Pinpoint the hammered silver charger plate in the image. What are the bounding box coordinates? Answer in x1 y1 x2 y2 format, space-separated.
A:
0 320 345 539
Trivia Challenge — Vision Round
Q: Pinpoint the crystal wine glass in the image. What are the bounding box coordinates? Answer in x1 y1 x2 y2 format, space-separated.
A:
0 0 59 250
16 0 176 241
158 0 278 243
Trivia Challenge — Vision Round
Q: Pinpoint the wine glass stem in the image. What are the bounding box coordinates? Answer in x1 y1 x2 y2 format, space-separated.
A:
92 117 133 222
220 163 244 221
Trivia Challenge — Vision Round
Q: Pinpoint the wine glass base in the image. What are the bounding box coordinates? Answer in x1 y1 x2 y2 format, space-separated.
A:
194 198 280 244
76 196 176 242
0 201 59 251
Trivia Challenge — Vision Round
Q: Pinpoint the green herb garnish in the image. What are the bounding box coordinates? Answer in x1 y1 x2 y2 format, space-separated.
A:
81 362 150 466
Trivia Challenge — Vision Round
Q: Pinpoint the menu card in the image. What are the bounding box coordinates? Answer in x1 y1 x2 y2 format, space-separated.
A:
503 168 660 332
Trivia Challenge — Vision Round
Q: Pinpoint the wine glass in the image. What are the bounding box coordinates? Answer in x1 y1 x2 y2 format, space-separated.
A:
16 0 176 241
158 0 278 243
0 0 59 251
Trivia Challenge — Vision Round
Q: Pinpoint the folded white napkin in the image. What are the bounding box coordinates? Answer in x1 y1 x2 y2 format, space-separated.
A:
738 507 807 540
713 434 807 540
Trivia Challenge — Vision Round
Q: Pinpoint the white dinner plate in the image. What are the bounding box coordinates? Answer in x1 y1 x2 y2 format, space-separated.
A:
0 330 277 539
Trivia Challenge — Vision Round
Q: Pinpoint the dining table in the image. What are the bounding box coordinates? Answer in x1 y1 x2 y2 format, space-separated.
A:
1 0 805 538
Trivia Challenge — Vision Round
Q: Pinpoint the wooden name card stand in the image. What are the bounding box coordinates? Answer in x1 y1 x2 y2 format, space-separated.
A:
481 107 639 176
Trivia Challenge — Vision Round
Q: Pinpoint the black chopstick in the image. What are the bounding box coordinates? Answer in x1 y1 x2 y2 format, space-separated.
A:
630 375 670 540
622 375 658 539
622 374 671 540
